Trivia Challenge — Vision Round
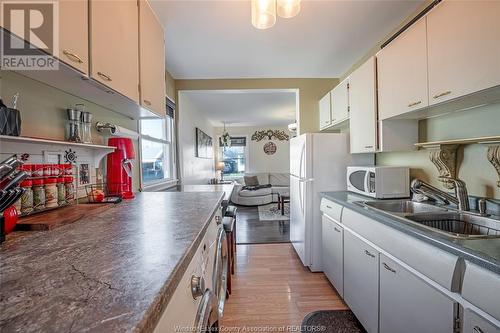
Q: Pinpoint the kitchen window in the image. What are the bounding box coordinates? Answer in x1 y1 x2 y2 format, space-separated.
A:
219 137 247 179
139 99 176 189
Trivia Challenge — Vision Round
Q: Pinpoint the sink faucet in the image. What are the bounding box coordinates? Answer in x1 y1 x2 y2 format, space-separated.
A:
410 177 470 211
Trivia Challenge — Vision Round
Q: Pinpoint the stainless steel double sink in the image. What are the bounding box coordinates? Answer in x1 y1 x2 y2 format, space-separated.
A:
359 200 500 239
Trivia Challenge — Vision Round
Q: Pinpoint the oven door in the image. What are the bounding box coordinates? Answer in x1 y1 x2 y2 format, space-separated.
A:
347 168 374 197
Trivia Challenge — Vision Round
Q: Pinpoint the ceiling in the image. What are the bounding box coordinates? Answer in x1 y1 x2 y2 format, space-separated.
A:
150 0 424 79
180 90 297 127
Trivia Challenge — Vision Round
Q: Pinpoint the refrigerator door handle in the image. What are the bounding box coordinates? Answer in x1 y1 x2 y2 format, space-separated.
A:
299 142 305 179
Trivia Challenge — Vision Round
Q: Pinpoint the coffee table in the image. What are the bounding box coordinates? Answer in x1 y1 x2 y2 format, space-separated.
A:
277 193 290 215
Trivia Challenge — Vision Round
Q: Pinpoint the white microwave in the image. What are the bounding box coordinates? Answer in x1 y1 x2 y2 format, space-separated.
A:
347 166 410 199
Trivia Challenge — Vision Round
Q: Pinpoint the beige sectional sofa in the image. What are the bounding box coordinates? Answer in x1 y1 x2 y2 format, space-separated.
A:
230 172 290 206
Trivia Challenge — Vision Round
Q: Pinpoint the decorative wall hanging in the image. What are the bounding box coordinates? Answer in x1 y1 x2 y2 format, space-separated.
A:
195 127 213 159
251 129 289 142
64 149 77 164
263 142 277 155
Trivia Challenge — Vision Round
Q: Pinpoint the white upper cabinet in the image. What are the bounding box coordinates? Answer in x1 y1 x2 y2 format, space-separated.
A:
427 1 500 105
58 0 89 74
319 92 332 130
377 17 428 120
331 78 350 124
139 0 166 117
349 57 377 153
90 0 140 103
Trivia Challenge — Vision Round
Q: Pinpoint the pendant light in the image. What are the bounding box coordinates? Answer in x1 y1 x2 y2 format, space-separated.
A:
251 0 277 30
221 122 231 148
277 0 301 18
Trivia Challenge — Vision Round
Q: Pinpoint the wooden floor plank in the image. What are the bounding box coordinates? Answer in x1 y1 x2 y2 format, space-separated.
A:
221 243 348 330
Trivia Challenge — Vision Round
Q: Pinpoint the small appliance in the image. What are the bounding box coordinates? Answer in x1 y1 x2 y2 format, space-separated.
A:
347 166 410 199
107 138 135 199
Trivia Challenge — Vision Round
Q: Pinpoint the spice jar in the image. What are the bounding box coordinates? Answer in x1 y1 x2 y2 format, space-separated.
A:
65 176 75 203
20 180 34 215
33 179 46 211
44 178 58 208
57 177 66 206
14 198 22 215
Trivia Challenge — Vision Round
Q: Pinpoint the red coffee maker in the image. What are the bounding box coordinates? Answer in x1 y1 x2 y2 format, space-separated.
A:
107 138 135 199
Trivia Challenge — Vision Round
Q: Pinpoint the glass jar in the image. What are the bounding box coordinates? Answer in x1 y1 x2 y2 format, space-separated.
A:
33 179 45 211
20 180 34 215
44 178 58 208
65 176 75 203
57 177 66 206
32 164 44 178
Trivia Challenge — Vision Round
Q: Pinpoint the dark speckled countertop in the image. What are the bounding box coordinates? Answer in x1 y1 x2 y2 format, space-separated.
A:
321 191 500 275
0 191 224 333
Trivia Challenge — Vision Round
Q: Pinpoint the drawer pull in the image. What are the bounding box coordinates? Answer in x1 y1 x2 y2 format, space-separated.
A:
326 205 332 209
62 50 83 64
364 145 374 149
473 326 484 333
364 250 376 258
383 262 396 273
97 71 112 82
143 99 152 106
408 100 422 107
433 91 451 99
334 227 341 233
215 216 221 224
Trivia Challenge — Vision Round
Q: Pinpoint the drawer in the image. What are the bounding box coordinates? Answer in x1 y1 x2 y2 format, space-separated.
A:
320 198 343 222
463 308 500 333
342 208 460 291
462 261 500 321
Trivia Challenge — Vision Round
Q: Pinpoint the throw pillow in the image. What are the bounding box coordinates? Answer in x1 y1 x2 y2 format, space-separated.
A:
244 175 259 186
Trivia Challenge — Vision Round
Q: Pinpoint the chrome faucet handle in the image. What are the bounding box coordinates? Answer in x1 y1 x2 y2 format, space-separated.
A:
438 176 470 211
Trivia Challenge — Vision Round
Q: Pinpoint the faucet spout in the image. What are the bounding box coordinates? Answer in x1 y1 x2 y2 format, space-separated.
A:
410 177 470 211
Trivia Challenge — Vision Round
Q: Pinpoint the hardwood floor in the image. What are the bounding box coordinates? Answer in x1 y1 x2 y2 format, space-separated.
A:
236 205 290 244
221 243 348 330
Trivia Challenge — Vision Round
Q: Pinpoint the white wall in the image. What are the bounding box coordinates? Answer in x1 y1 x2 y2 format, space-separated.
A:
214 126 290 174
178 92 216 184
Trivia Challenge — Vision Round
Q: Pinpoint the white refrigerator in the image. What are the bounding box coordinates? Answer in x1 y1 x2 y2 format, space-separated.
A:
290 133 373 272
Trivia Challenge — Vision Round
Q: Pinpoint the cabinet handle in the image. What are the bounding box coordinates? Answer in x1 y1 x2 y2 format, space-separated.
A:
326 205 332 209
364 145 374 149
408 100 422 107
215 216 221 224
383 262 396 273
364 250 376 258
143 99 152 106
97 72 112 82
433 91 451 99
473 326 484 333
334 227 341 233
62 50 83 64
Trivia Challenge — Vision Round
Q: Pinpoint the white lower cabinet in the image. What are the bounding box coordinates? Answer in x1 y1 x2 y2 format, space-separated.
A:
343 230 379 333
379 254 456 333
463 308 500 333
321 215 343 297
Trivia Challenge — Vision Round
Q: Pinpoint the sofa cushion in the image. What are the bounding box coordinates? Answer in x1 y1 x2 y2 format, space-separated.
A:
244 173 270 185
239 187 272 197
244 175 259 186
269 173 289 187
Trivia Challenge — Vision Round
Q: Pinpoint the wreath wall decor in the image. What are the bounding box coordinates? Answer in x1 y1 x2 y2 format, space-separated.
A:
251 129 289 142
263 142 277 155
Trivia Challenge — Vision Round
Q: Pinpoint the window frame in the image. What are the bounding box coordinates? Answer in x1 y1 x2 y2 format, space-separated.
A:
139 98 178 191
218 135 249 180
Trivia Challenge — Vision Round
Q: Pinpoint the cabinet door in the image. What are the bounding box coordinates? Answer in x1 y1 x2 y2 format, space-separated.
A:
139 0 166 117
343 230 379 333
319 92 332 129
321 215 343 297
377 17 428 120
427 1 500 105
349 57 377 153
58 0 89 74
379 254 456 333
331 78 349 123
463 308 500 333
90 0 140 103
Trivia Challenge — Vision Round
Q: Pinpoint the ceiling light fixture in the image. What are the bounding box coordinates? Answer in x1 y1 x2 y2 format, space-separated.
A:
277 0 301 19
251 0 277 30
